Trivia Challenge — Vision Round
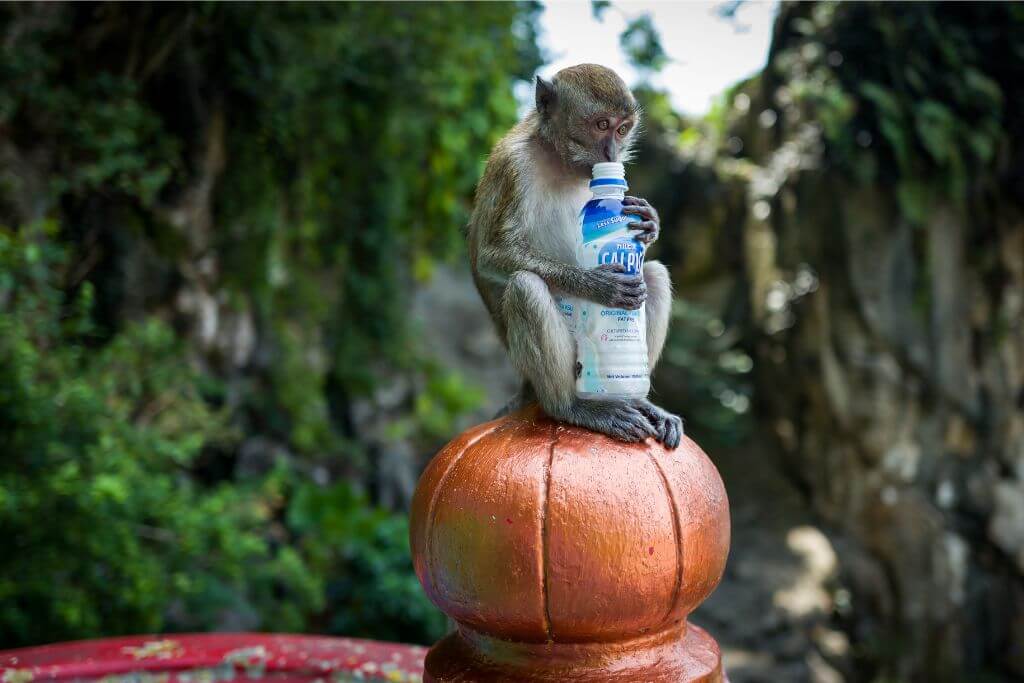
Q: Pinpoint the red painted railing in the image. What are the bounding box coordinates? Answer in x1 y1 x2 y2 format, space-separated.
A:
0 633 426 683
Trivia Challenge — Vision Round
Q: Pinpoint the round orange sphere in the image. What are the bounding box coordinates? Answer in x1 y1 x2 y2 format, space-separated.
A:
410 405 730 681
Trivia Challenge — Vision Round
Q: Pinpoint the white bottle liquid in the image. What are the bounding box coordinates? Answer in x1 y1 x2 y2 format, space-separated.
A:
573 162 650 399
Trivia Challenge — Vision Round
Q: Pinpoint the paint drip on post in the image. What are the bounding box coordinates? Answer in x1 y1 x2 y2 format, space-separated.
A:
572 162 650 399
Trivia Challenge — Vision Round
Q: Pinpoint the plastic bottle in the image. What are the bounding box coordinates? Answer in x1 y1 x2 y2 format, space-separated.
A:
573 162 650 399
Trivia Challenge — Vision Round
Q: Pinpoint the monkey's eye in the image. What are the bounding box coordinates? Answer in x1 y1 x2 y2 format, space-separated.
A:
617 123 630 136
597 119 610 131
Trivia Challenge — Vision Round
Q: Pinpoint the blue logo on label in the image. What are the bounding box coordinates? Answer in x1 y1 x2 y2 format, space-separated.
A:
597 238 645 274
581 197 646 274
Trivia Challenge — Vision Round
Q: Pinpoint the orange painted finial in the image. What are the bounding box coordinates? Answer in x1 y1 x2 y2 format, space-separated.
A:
410 405 731 682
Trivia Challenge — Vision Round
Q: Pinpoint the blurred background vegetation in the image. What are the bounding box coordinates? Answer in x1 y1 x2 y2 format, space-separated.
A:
1 2 1022 682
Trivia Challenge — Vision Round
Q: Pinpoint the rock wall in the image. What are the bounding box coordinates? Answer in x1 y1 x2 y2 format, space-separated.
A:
747 168 1024 679
637 4 1024 678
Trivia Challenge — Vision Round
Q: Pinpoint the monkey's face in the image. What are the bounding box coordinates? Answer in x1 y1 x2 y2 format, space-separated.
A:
536 64 641 173
575 109 638 166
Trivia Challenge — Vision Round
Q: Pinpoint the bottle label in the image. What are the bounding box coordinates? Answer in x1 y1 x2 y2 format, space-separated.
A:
573 197 650 398
554 296 575 334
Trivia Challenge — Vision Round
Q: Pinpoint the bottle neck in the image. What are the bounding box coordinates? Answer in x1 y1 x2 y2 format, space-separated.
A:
591 185 626 199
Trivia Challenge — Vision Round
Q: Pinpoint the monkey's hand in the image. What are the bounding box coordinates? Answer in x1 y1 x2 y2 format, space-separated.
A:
581 263 646 310
633 398 684 449
622 196 661 245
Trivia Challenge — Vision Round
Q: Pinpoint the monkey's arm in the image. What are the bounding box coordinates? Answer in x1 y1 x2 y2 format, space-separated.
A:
476 227 646 309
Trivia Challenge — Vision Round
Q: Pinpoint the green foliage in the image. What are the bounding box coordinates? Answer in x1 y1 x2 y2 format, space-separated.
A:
413 365 487 442
287 481 447 643
0 224 252 642
0 2 541 647
0 38 179 207
0 225 447 645
620 15 668 74
663 302 753 447
590 0 612 22
772 3 1022 221
206 2 540 449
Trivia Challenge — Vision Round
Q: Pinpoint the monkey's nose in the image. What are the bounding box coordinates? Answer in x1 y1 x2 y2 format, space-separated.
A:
603 139 617 162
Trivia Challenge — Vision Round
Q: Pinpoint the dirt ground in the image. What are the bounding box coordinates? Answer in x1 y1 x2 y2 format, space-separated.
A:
692 441 851 683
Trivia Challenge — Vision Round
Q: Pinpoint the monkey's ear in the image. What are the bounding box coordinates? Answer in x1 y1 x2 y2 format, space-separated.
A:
535 76 556 118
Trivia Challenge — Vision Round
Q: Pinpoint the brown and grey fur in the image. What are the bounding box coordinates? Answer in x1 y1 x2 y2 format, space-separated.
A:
468 64 682 447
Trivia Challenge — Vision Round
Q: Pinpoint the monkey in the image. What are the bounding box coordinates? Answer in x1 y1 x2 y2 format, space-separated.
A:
467 63 683 449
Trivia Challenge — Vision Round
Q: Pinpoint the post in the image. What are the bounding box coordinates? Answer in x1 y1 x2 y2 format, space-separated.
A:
410 405 731 682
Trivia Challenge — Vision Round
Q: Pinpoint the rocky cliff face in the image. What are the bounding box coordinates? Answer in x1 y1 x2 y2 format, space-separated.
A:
745 175 1023 679
640 4 1024 679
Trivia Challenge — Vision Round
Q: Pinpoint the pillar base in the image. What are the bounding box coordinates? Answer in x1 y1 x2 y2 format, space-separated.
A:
424 621 724 683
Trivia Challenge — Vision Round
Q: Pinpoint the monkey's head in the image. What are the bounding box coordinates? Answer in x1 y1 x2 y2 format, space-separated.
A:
535 64 641 174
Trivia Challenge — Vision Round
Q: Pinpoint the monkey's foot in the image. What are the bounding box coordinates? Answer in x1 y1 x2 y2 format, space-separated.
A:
633 398 684 450
558 399 658 444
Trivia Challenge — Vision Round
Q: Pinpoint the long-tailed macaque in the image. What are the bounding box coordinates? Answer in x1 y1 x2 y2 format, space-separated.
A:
468 64 683 448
